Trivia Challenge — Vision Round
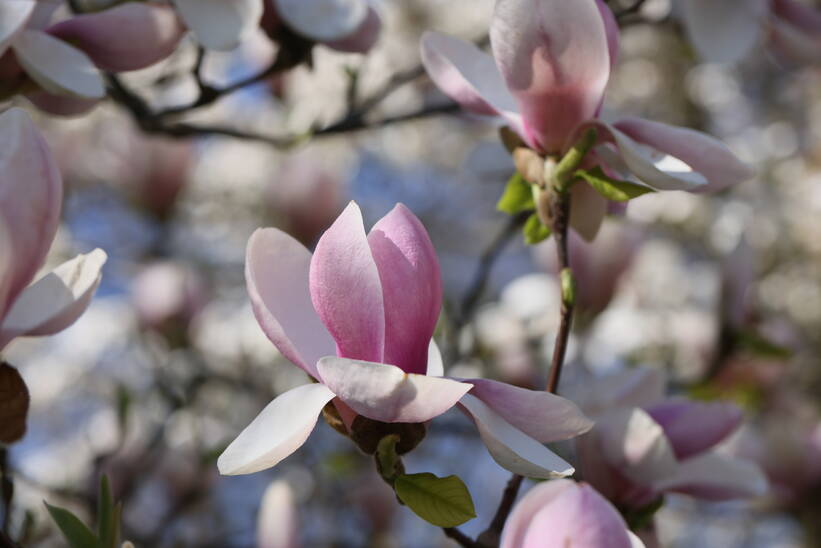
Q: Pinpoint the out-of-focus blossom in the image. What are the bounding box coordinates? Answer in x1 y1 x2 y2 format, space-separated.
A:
265 150 344 245
535 220 643 319
681 0 821 65
0 1 185 115
257 479 299 548
0 107 106 350
131 261 208 330
218 202 592 478
176 0 380 53
500 479 646 548
567 366 768 508
421 0 752 239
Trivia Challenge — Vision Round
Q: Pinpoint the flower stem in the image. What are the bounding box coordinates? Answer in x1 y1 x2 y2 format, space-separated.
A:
546 190 575 394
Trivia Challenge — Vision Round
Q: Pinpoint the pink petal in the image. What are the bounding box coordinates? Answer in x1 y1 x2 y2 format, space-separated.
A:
366 204 441 374
218 383 336 475
0 220 12 325
48 3 185 72
569 181 608 241
458 394 574 479
420 31 526 137
310 202 385 363
518 482 638 548
656 452 768 500
0 249 107 349
175 0 262 50
614 117 754 193
12 30 105 98
490 0 611 153
646 399 743 459
596 0 620 70
246 228 336 379
0 0 35 56
0 108 62 319
565 367 666 418
596 408 679 486
463 378 592 442
681 0 767 64
322 6 380 53
316 357 471 423
25 91 99 116
257 480 299 548
500 479 576 548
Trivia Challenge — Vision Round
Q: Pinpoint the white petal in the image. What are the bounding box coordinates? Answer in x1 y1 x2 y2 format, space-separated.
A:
628 532 647 548
218 383 336 475
0 249 107 346
458 394 575 479
596 407 679 486
0 0 34 56
426 339 444 377
257 479 299 548
274 0 368 42
317 357 471 423
12 30 105 99
174 0 262 50
655 451 768 500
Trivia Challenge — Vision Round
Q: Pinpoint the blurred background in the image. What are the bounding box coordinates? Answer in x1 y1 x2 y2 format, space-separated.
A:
2 0 820 546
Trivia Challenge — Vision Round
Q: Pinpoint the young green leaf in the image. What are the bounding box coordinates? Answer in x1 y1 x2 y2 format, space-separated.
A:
575 167 655 202
497 172 535 215
394 473 476 528
44 502 98 548
523 213 551 245
97 475 117 548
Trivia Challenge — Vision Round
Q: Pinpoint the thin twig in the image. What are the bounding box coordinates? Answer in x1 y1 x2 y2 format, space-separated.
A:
476 474 524 547
443 526 481 547
0 449 11 535
546 191 574 394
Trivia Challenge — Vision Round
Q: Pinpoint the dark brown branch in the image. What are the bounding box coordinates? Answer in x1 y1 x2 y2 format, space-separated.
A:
444 526 481 548
546 191 574 394
476 474 524 547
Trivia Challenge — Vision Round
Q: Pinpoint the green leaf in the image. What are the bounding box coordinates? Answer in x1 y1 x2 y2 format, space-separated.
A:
523 213 551 245
394 473 476 528
737 329 792 359
97 476 117 548
44 502 98 548
575 167 655 202
497 172 534 214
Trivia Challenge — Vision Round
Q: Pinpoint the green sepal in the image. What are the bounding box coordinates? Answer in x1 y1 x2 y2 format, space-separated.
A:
523 213 552 245
44 502 98 548
394 473 476 528
497 172 535 215
575 166 655 202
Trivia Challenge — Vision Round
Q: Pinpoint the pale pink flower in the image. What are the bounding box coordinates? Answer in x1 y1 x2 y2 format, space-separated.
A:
567 367 768 508
257 479 299 548
0 107 106 350
421 0 752 239
500 479 645 548
217 202 592 477
682 0 821 65
0 1 184 115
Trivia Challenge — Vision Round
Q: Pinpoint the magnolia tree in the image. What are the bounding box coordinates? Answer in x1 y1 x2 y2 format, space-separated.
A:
0 0 819 547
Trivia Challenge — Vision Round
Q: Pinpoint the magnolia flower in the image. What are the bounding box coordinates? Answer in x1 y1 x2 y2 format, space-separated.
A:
176 0 380 53
567 367 767 508
217 202 592 478
421 0 752 239
500 479 645 548
0 1 184 115
681 0 821 65
0 107 106 350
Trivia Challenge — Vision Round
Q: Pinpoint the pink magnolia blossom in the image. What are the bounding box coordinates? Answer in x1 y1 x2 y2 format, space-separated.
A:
682 0 821 65
567 367 768 508
0 107 106 350
500 479 645 548
176 0 380 53
217 202 592 477
421 0 752 239
0 1 184 115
